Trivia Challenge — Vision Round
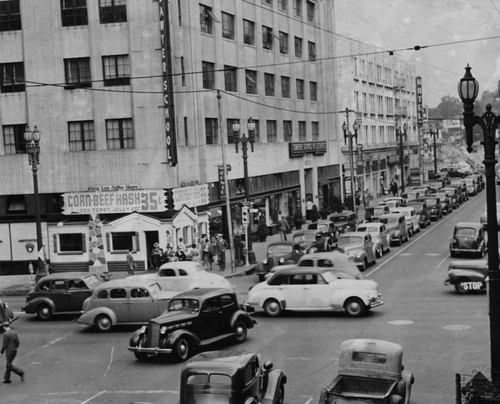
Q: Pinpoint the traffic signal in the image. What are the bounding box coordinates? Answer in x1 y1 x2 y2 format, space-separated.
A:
242 205 249 225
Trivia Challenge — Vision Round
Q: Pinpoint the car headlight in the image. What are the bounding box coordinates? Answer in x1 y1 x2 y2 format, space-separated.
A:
263 258 268 264
139 325 147 334
160 326 168 335
279 257 285 264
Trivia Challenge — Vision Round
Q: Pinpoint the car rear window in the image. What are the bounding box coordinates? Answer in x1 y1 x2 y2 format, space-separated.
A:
456 227 477 237
352 351 387 364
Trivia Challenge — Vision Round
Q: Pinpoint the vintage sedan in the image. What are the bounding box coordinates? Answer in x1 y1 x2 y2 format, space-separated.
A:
297 251 364 279
336 232 376 271
480 202 500 229
440 186 460 208
292 229 336 253
419 196 443 221
78 278 177 331
245 267 383 317
406 199 431 229
379 213 409 246
356 222 391 258
22 272 102 320
179 351 286 404
449 222 488 258
307 220 340 247
128 288 255 362
256 241 305 281
133 261 231 291
328 211 358 233
436 192 452 215
445 260 488 294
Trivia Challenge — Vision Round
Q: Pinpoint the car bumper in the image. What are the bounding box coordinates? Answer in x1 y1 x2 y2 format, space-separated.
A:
128 346 173 355
369 297 384 308
450 248 482 254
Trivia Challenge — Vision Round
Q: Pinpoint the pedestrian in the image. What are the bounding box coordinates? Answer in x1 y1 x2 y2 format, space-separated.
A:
391 179 398 196
150 242 164 270
126 248 135 276
187 243 200 261
279 215 290 241
215 234 228 271
305 198 314 221
203 237 215 270
1 321 24 384
176 238 187 261
45 259 54 274
0 301 13 324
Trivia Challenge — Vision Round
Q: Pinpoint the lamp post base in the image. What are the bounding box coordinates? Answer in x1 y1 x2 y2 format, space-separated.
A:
247 250 256 265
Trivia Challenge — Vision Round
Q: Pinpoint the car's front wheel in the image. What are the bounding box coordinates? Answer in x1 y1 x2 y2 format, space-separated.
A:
233 319 248 343
263 299 282 317
173 337 190 362
95 314 113 332
344 298 366 317
36 304 53 321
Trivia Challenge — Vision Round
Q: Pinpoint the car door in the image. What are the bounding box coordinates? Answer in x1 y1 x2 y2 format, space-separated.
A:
279 274 305 309
197 297 223 340
65 278 92 311
364 234 375 263
105 287 129 323
49 279 69 312
128 287 156 322
157 267 182 291
303 273 331 309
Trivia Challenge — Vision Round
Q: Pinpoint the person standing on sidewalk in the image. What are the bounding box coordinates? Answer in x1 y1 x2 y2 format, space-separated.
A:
215 234 228 271
279 215 290 241
1 322 24 384
126 249 135 275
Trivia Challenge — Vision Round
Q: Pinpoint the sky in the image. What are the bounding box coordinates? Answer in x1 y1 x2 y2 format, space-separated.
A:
334 0 500 108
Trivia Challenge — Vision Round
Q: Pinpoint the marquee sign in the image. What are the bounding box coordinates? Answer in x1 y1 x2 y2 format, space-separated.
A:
62 189 167 215
289 141 327 158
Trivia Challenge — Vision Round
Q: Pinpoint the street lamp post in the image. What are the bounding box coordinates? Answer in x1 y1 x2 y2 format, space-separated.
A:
458 64 500 386
396 122 407 194
430 125 438 174
232 118 256 265
356 144 364 208
23 125 46 281
342 119 359 212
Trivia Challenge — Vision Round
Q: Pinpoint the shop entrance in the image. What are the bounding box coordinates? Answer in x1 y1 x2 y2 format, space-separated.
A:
145 231 160 270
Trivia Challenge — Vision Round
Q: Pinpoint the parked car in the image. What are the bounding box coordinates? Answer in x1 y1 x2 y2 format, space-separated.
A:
443 168 468 178
179 351 287 404
463 177 478 196
440 186 460 208
336 232 377 271
445 260 488 294
378 213 409 246
297 251 365 279
256 241 306 282
78 278 177 331
22 272 102 320
435 192 452 215
128 288 255 362
419 196 443 221
292 229 336 253
480 202 500 229
449 222 487 258
318 339 414 404
307 220 340 247
245 267 383 317
356 222 391 258
450 180 469 202
133 261 231 291
390 207 420 236
383 196 406 207
328 211 358 233
405 199 431 229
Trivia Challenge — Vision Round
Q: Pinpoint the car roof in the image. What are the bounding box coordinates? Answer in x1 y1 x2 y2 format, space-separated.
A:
267 241 296 247
159 261 204 269
294 229 320 235
38 272 98 281
272 266 331 276
93 277 161 290
379 213 405 219
184 351 257 376
340 231 369 237
455 222 482 229
170 288 235 300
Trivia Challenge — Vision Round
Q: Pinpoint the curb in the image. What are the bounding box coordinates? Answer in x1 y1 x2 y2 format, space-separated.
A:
224 265 257 279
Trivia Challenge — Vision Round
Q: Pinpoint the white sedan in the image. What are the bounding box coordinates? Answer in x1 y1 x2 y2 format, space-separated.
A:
133 261 231 292
245 267 383 317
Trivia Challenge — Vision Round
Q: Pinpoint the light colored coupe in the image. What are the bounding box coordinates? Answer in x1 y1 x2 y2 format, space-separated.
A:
245 267 383 317
356 222 391 258
133 261 231 291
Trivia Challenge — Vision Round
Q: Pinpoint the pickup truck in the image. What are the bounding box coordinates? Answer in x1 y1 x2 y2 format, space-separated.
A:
318 339 414 404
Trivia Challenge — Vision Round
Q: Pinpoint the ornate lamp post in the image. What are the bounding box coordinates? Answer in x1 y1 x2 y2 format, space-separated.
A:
430 125 438 175
458 64 500 389
23 125 46 281
396 122 408 194
342 120 359 211
232 118 256 265
356 143 364 208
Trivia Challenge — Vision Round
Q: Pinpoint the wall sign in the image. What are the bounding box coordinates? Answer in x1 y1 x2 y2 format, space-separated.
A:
172 184 209 210
289 141 327 158
416 76 423 127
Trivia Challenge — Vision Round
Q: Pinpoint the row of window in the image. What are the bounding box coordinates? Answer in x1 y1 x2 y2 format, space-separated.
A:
200 5 317 61
0 55 129 93
205 118 319 145
0 0 127 32
265 0 316 22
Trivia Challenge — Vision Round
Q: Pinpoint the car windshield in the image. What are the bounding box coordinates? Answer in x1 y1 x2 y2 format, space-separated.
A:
331 215 348 223
407 202 424 210
356 226 378 235
424 198 438 205
456 227 477 237
380 217 398 224
168 298 199 312
374 207 386 215
268 244 293 254
293 233 317 242
83 275 100 288
338 236 363 247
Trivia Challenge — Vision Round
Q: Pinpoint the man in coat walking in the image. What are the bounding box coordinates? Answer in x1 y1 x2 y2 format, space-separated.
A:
1 322 24 384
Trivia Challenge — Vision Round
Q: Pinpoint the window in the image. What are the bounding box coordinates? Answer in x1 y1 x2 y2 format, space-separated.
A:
227 118 239 144
202 61 215 89
262 26 273 50
111 231 135 250
245 69 257 94
202 298 221 313
264 73 275 96
200 4 214 35
251 119 260 143
0 62 24 93
0 0 21 31
262 0 272 5
6 195 25 213
312 121 319 140
281 76 290 98
224 65 237 92
68 121 95 151
296 79 305 100
106 118 134 149
279 31 289 54
243 19 255 45
278 0 288 11
306 0 315 23
283 120 292 142
293 0 302 17
102 55 130 86
294 36 302 58
183 116 188 146
308 41 316 61
59 233 85 253
298 121 306 141
267 120 277 142
64 57 91 88
110 288 126 299
221 12 234 40
181 57 186 87
61 0 88 27
99 0 126 23
310 81 317 101
205 118 218 145
131 288 150 298
3 124 26 154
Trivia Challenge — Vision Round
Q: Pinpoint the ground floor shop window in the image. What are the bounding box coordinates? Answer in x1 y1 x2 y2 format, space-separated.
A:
58 233 85 253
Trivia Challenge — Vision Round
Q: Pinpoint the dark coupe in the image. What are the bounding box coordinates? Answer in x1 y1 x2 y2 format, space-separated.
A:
449 222 487 258
256 241 305 281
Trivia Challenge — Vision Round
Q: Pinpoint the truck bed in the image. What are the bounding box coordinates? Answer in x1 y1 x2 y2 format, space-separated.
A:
322 375 396 403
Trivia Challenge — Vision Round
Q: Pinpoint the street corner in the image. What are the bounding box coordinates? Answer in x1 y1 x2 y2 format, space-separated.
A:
224 264 257 279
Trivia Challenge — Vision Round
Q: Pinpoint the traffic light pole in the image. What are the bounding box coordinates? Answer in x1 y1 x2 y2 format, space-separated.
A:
242 203 250 266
